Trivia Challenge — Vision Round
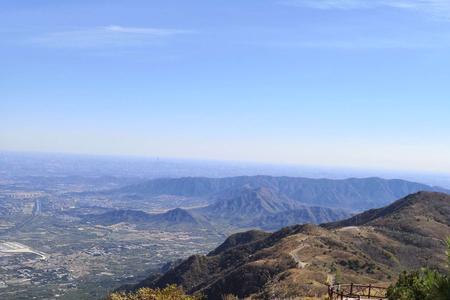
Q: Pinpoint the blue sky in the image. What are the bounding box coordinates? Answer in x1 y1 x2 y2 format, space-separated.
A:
1 0 450 173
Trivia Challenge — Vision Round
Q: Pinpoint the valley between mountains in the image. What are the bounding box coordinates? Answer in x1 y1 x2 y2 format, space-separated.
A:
85 176 447 234
1 175 448 299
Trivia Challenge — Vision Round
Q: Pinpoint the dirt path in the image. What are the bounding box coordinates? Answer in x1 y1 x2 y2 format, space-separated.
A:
289 245 309 269
327 274 336 285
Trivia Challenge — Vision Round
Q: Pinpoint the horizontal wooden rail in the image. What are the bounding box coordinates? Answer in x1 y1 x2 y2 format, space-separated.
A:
328 283 388 299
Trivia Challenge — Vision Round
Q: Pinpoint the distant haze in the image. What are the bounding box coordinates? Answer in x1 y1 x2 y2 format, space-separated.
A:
1 152 450 189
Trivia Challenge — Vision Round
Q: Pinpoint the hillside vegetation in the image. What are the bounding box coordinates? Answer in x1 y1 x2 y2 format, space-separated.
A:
387 238 450 300
107 285 201 300
128 192 450 299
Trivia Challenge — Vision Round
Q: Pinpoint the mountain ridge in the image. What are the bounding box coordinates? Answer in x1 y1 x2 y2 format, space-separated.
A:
83 207 209 231
133 191 450 299
113 175 448 211
86 186 350 232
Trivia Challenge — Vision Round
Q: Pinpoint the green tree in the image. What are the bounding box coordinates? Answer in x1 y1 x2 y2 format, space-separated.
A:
387 238 450 300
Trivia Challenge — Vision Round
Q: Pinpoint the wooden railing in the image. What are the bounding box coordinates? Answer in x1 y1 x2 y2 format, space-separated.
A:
328 283 388 299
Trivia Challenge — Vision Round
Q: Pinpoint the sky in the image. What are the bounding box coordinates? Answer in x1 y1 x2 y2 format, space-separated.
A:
1 0 450 173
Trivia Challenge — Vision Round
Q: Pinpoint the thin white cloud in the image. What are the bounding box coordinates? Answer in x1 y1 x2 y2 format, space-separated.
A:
282 0 450 20
104 25 192 36
29 25 193 48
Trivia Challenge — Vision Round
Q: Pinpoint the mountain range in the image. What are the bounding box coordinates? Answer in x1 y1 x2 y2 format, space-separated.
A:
89 176 448 232
131 192 450 299
83 207 210 231
86 185 350 232
114 175 447 211
192 186 350 231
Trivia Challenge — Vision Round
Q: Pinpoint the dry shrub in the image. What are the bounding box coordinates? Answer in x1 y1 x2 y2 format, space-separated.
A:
107 285 202 300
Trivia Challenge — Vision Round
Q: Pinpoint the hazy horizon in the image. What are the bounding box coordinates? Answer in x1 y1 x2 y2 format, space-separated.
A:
2 150 450 189
2 0 450 173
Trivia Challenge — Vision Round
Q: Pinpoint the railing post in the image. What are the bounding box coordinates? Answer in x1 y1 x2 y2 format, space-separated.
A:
327 283 387 300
